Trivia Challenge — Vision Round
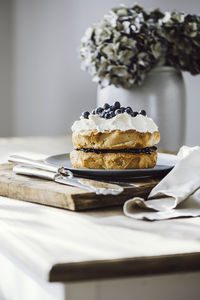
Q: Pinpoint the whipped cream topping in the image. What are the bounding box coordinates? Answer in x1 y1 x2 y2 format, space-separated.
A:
71 113 158 134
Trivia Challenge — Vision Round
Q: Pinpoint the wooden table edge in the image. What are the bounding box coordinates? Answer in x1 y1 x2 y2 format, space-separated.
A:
49 252 200 282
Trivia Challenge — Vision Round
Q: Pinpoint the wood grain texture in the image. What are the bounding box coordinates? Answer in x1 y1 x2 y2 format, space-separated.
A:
49 252 200 282
0 163 160 211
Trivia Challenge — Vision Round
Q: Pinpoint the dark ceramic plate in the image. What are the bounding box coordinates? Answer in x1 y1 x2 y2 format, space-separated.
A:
45 153 177 179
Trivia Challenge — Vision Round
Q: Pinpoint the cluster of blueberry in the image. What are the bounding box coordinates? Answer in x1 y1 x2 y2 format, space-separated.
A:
82 102 146 119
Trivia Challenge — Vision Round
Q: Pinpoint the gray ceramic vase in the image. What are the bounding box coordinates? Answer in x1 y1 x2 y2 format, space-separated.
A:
97 67 186 151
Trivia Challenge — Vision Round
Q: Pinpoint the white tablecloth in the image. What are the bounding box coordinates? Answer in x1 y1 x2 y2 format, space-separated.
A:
0 137 200 300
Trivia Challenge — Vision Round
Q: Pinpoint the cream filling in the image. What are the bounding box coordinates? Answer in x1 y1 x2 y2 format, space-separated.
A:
71 113 158 134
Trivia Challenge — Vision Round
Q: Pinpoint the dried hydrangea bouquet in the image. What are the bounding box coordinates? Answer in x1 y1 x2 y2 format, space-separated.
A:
80 4 200 150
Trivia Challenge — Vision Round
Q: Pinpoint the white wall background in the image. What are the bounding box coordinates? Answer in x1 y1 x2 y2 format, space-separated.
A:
0 0 200 146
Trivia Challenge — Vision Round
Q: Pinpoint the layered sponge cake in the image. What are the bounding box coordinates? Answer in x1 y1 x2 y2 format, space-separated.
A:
70 102 160 169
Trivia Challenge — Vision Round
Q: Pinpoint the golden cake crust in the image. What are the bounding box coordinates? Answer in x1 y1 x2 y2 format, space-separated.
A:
72 130 160 150
70 150 157 170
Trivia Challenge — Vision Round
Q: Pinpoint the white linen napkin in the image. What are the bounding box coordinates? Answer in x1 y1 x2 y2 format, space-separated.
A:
123 146 200 221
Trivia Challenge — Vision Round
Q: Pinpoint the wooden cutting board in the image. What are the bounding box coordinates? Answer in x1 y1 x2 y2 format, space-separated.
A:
0 163 161 211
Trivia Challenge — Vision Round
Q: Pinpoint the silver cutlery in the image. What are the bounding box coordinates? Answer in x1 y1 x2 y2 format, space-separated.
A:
9 155 72 176
9 155 126 195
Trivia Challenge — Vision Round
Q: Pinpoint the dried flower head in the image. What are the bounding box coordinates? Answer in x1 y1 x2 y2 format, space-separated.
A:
80 5 200 88
158 11 200 74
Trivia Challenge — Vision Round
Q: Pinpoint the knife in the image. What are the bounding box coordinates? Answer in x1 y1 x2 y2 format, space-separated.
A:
9 155 124 195
13 165 123 195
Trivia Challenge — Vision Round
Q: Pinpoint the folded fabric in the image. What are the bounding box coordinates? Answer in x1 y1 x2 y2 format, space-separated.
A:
123 146 200 221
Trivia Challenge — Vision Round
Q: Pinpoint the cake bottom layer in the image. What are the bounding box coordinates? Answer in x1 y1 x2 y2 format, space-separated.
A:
70 149 157 170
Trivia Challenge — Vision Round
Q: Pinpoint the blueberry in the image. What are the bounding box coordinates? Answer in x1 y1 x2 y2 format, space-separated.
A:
101 111 107 118
131 111 138 117
125 107 133 115
104 112 111 119
109 105 115 111
115 109 122 115
108 112 115 119
103 103 110 110
113 101 120 109
139 109 146 116
121 107 125 113
126 106 133 111
110 111 115 118
82 111 90 119
91 109 96 115
99 107 104 113
96 107 103 114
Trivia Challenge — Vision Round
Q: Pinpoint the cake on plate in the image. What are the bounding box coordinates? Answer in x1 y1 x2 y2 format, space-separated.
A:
70 102 160 169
